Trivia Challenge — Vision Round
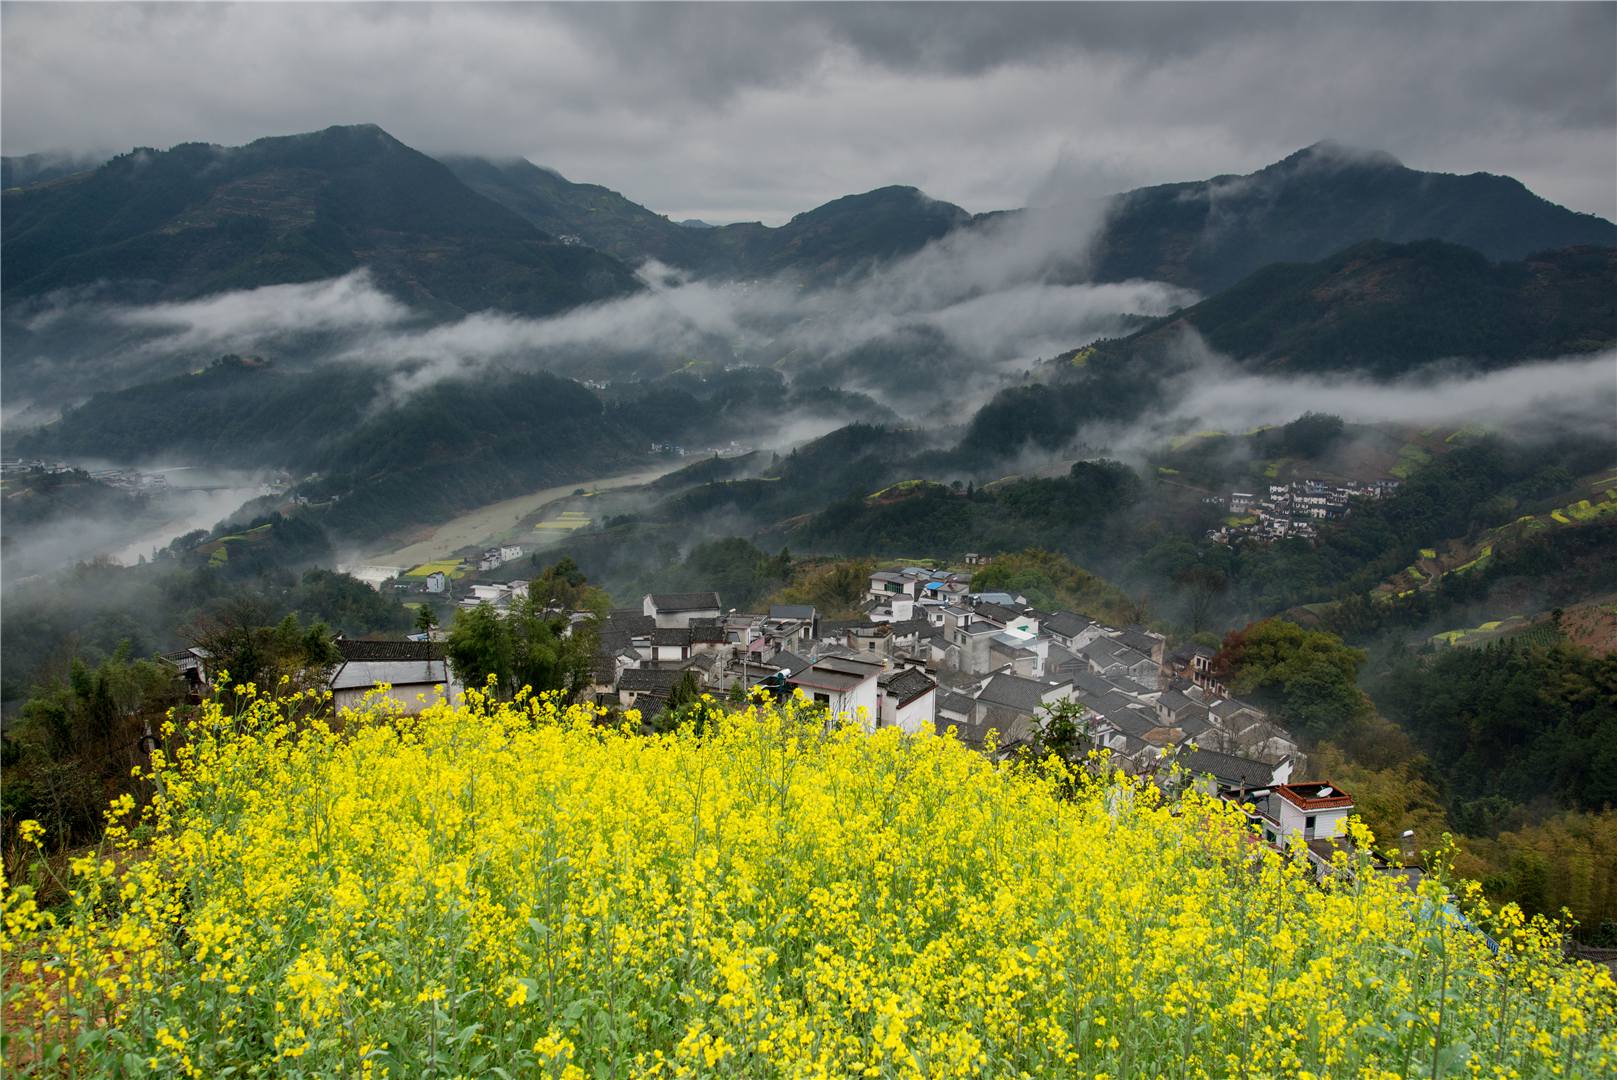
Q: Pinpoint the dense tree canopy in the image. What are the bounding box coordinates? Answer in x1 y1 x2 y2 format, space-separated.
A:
1215 619 1371 741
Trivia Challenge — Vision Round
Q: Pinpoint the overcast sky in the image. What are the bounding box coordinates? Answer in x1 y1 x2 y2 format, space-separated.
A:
3 2 1613 223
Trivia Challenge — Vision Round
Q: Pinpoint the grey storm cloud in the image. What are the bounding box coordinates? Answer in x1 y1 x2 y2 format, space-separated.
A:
2 2 1613 222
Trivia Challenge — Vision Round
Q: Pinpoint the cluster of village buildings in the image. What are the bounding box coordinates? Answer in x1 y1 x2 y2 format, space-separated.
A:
1207 478 1400 545
648 440 753 458
1 457 171 494
293 562 1376 871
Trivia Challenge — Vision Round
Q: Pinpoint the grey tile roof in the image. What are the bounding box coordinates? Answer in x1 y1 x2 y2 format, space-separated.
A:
1084 637 1152 669
1118 626 1163 656
771 650 814 677
1211 698 1264 721
1158 689 1196 714
336 638 442 662
990 638 1035 660
768 604 817 620
789 666 868 693
652 627 693 646
972 601 1023 625
976 673 1062 715
819 618 867 635
618 668 685 693
1043 611 1095 639
331 658 448 691
1179 715 1214 739
1098 707 1157 740
603 613 655 636
1068 669 1132 700
647 592 721 612
878 667 935 705
1179 747 1276 789
814 654 884 679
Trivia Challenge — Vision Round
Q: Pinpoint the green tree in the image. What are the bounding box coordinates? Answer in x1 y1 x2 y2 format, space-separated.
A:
1215 619 1371 741
447 597 599 700
446 603 512 695
1279 412 1346 458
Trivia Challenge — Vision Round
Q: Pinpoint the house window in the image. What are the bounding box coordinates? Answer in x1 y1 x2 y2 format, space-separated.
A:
814 693 831 708
1304 815 1316 835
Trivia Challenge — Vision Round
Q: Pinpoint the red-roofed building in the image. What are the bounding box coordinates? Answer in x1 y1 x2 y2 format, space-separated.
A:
1240 781 1356 847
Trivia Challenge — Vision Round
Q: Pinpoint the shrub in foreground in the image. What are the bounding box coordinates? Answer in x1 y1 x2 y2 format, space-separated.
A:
4 688 1615 1077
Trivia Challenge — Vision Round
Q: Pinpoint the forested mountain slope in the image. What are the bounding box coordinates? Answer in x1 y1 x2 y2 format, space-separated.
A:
2 124 640 316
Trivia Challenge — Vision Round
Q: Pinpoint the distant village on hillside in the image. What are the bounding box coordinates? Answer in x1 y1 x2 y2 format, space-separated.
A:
1209 477 1401 545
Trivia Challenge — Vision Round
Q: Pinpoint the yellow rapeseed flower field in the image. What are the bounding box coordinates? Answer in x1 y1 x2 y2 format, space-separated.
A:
4 686 1615 1077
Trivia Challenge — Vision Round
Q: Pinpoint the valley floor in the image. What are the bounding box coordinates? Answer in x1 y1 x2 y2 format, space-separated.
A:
355 462 681 571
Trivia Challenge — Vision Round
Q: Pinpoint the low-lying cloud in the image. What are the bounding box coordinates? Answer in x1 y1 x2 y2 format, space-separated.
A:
9 200 1197 417
1087 337 1617 465
110 270 414 351
1169 351 1617 434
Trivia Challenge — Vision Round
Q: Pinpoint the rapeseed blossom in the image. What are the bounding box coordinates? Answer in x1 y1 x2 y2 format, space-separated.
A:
3 687 1614 1077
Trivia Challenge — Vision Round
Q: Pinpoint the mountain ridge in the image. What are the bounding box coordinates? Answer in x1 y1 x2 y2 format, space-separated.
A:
1083 140 1617 292
1 124 642 316
9 126 1612 313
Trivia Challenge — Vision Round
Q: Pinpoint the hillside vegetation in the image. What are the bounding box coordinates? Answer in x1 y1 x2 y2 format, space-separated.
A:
6 691 1614 1077
1107 240 1617 377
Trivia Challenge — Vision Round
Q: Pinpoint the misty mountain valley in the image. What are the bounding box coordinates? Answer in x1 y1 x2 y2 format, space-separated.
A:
2 4 1615 1076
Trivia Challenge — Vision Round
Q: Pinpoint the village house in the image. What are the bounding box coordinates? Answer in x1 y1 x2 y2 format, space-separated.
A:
1043 611 1105 651
1166 643 1222 692
328 639 456 715
457 581 530 615
846 620 894 658
1178 746 1293 793
1237 782 1356 849
765 605 819 644
877 667 938 734
643 591 723 629
789 654 882 728
478 544 525 571
967 672 1074 752
616 667 685 712
1079 636 1162 689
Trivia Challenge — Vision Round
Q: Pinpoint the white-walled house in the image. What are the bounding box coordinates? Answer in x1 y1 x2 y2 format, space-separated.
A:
1048 612 1108 652
643 592 722 629
1247 782 1355 846
329 639 457 715
789 655 882 729
867 570 918 603
878 667 937 734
